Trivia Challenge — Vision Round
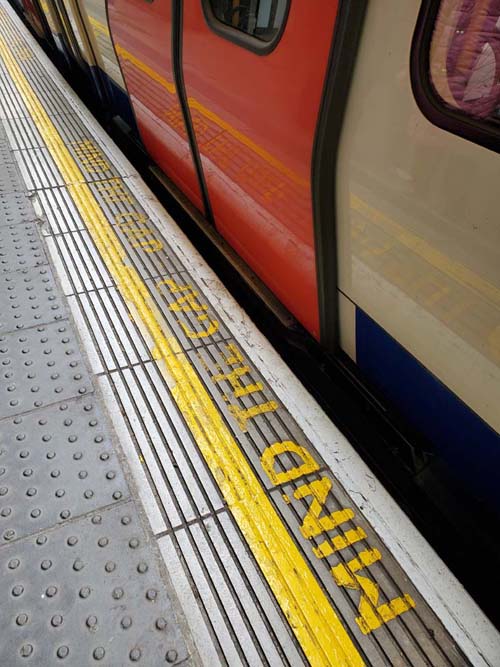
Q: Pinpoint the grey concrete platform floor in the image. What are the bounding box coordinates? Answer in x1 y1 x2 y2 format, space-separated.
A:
0 126 193 666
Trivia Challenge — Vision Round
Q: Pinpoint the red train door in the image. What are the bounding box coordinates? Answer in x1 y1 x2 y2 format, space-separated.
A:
181 1 339 337
108 1 339 337
107 0 205 212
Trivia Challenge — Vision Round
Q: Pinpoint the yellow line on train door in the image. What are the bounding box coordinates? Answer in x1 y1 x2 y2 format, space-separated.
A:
0 20 364 667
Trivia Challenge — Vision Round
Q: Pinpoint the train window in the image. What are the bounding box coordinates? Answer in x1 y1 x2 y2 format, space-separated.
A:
202 0 289 53
412 0 500 151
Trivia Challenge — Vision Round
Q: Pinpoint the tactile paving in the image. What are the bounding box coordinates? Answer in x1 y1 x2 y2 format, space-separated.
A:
0 397 130 543
0 153 24 194
0 191 37 227
13 146 65 190
0 320 93 419
0 71 30 121
0 501 189 666
0 12 208 667
0 136 15 165
2 114 46 152
0 266 67 333
147 271 232 350
0 222 46 273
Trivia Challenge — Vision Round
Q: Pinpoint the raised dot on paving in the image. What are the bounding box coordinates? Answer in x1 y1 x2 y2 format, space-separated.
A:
0 266 67 333
0 321 93 418
0 191 37 228
0 502 189 665
0 223 46 274
0 397 129 542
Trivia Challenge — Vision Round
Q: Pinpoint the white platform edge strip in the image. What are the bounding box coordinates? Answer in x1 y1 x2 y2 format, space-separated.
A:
3 3 498 664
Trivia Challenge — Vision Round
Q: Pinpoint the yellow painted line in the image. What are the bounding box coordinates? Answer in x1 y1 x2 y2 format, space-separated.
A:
351 193 500 311
0 24 364 667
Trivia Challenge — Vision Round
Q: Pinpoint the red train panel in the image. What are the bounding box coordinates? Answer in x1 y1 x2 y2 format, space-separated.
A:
108 0 204 212
182 2 338 337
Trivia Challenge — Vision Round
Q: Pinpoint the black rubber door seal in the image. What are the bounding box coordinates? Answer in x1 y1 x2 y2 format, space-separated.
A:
172 0 214 223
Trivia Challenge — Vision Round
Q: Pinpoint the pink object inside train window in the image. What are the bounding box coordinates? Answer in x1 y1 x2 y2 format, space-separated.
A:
430 0 500 121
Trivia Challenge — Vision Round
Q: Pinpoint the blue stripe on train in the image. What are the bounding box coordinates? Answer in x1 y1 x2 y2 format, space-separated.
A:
355 308 500 508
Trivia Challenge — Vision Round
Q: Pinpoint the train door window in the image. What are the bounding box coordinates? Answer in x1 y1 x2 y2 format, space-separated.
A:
412 0 500 151
202 0 289 52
